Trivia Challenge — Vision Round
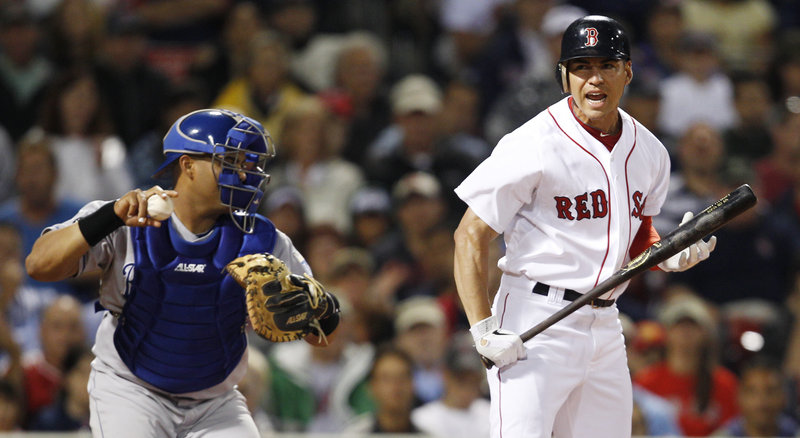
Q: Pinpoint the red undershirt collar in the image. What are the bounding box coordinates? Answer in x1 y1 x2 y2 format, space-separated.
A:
568 96 622 152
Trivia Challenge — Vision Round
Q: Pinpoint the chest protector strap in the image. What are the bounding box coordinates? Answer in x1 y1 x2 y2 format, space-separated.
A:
115 215 276 394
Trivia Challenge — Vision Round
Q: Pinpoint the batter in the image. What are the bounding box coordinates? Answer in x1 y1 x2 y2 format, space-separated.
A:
453 15 716 438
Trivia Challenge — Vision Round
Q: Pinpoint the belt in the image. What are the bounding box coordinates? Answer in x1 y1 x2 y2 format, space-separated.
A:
532 282 615 308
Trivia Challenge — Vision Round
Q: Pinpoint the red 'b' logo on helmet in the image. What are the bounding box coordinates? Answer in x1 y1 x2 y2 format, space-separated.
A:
585 28 598 47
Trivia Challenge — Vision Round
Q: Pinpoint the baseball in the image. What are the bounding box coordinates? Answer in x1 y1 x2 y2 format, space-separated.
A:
147 194 174 221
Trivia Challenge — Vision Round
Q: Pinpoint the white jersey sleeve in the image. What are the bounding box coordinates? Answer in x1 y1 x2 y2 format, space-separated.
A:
455 123 546 233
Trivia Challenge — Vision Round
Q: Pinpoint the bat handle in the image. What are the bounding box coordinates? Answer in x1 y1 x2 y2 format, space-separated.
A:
480 355 495 369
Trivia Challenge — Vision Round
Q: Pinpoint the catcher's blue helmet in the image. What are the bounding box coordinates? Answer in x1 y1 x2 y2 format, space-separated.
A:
155 108 275 233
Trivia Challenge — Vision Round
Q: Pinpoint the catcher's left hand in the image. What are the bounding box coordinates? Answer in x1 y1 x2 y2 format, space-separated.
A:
225 253 340 344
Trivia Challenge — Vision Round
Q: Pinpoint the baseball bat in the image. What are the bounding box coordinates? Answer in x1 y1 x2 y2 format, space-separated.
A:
482 183 757 369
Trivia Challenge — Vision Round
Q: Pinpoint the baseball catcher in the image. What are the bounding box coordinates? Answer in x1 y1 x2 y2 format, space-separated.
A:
226 252 340 344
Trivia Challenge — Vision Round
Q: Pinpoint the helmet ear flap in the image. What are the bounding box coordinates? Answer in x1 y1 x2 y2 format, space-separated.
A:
557 63 570 94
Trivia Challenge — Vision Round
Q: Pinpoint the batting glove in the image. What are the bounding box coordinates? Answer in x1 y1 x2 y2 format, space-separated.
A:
658 211 717 272
469 315 526 368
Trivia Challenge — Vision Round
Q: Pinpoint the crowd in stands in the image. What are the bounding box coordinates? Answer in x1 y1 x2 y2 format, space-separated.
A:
0 0 800 436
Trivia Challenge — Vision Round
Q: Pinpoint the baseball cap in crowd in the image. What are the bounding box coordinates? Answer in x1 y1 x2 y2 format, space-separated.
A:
541 5 587 38
394 296 446 333
390 75 443 116
263 186 305 214
350 186 392 216
678 31 717 54
658 296 717 335
392 172 441 203
329 247 375 279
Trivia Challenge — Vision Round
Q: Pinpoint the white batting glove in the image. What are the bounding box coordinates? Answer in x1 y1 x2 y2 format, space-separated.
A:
469 315 526 368
658 211 717 272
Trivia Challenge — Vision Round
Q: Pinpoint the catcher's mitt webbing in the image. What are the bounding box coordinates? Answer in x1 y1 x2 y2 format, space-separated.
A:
225 253 331 343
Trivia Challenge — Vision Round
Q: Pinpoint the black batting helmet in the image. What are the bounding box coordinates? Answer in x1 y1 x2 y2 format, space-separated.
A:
556 15 631 93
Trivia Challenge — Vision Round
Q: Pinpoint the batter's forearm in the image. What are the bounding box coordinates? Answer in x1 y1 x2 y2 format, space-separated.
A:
26 224 89 282
454 212 497 325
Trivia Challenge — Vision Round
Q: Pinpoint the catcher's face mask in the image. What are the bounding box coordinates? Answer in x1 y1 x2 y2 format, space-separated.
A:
157 109 276 233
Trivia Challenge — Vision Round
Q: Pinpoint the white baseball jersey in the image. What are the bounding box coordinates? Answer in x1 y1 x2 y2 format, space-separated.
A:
456 96 670 298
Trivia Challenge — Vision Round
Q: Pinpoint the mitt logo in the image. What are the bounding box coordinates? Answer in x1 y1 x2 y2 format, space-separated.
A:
174 263 206 273
585 27 598 47
287 312 308 325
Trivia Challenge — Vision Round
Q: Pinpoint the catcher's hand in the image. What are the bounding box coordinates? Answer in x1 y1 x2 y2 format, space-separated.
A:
225 253 339 344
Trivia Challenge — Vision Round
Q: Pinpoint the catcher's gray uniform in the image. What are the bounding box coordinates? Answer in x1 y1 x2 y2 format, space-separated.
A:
47 201 310 438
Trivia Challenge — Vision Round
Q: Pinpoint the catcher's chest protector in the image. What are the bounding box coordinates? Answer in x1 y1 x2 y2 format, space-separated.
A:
116 215 277 394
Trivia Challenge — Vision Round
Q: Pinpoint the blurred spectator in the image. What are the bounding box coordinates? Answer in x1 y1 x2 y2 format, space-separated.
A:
29 345 92 431
435 0 512 80
213 31 307 145
0 126 15 206
263 0 317 51
127 81 207 189
302 224 347 285
723 72 776 162
667 163 799 306
635 294 739 436
363 74 443 190
433 78 490 220
720 300 791 375
770 42 800 112
632 3 685 87
653 123 726 234
411 331 489 438
94 13 171 148
621 313 684 437
36 68 133 203
393 296 448 404
323 32 392 165
117 0 228 82
0 379 23 431
348 186 394 252
189 1 265 99
621 79 669 148
44 0 105 69
0 136 84 296
265 96 365 234
261 186 308 251
267 297 374 432
472 0 555 115
0 4 52 142
0 222 58 359
754 110 800 204
714 356 799 437
680 0 777 74
482 4 584 146
22 295 87 425
343 345 422 434
657 32 735 141
237 348 275 435
372 172 447 299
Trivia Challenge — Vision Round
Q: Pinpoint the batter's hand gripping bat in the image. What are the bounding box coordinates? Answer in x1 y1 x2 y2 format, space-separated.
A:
482 184 757 369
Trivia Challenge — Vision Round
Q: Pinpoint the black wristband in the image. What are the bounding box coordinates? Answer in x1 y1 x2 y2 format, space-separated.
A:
318 293 341 336
78 201 125 246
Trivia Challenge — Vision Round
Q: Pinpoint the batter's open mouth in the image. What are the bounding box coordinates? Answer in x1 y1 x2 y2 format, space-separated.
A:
586 92 607 102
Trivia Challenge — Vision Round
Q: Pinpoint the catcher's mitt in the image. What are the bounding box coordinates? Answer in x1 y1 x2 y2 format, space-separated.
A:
225 253 335 343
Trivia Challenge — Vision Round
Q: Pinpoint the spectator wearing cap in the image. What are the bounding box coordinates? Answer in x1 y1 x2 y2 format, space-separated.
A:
363 74 443 191
634 292 739 436
411 331 490 438
0 3 52 142
260 186 308 250
394 296 449 404
263 96 365 235
348 186 394 252
372 172 447 300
